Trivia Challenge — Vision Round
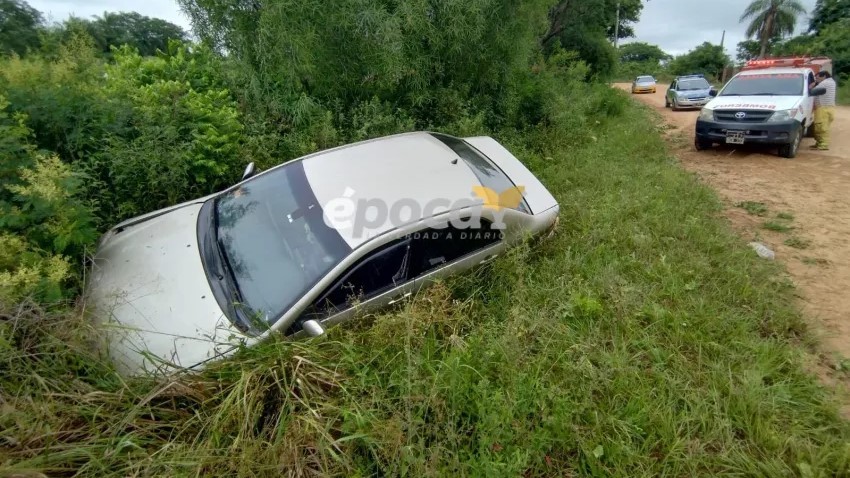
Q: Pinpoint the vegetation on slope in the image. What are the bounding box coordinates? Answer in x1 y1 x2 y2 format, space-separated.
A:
1 0 849 476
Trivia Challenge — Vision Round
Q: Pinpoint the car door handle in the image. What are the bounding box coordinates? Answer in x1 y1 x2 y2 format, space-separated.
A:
388 292 412 305
479 254 499 265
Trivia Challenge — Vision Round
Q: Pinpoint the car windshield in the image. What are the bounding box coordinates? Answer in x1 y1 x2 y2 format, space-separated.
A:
213 161 351 326
636 76 654 83
720 73 803 96
678 78 710 90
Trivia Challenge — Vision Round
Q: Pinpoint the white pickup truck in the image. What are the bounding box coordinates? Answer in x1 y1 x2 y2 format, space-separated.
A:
695 57 832 158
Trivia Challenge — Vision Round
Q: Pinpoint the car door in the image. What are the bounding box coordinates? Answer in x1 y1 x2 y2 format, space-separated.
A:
803 71 816 126
668 80 677 102
408 219 505 291
290 237 414 334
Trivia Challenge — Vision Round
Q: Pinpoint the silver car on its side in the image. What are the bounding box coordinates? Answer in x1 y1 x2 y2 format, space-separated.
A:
87 132 560 376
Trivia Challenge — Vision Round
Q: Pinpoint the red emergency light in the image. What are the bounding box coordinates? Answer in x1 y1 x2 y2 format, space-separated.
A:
742 56 833 75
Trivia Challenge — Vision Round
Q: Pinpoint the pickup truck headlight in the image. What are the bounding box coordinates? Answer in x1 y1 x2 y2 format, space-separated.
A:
698 108 714 121
767 109 797 122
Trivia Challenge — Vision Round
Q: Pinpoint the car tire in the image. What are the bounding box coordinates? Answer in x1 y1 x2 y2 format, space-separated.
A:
804 120 815 138
665 97 670 108
695 137 712 151
778 127 802 159
671 99 680 111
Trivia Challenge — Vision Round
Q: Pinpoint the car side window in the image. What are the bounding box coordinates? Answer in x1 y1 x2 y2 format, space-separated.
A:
409 219 502 278
314 238 411 312
670 81 677 91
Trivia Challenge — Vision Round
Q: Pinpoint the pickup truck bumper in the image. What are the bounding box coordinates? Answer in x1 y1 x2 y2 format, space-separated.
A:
695 119 801 145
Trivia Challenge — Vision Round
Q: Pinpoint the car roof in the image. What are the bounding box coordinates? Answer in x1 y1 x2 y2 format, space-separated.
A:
736 68 807 76
301 132 483 248
676 74 706 80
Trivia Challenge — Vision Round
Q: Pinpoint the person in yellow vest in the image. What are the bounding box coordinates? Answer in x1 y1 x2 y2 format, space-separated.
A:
811 71 837 151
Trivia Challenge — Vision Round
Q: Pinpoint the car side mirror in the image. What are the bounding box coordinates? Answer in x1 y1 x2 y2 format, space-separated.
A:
242 162 257 181
810 86 827 97
709 89 718 97
301 319 326 337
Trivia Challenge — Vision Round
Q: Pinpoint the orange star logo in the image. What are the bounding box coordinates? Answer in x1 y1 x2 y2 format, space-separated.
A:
471 185 526 211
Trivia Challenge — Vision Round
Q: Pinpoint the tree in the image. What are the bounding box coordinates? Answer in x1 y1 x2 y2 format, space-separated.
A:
0 0 43 56
44 11 188 58
809 0 850 34
543 0 644 46
736 36 780 63
740 0 807 58
542 0 645 79
668 42 731 79
619 42 670 63
178 0 555 123
811 18 850 78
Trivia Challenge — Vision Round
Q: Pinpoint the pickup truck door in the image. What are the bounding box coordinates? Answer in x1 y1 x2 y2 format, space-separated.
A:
802 71 816 126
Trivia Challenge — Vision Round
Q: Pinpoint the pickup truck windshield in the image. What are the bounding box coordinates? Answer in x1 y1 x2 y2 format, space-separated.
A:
720 73 804 96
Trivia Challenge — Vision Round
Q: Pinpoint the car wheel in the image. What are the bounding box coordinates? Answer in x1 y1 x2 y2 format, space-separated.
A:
778 127 802 159
695 137 712 151
671 99 680 111
804 120 815 138
665 97 670 108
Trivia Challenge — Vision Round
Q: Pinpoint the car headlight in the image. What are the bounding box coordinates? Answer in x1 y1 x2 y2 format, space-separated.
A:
767 109 797 122
698 108 714 121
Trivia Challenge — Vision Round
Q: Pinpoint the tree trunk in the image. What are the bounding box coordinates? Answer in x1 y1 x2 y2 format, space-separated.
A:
758 10 775 58
541 0 572 46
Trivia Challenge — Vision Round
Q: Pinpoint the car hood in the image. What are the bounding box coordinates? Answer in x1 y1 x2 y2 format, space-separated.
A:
677 88 711 98
88 202 245 376
707 95 801 111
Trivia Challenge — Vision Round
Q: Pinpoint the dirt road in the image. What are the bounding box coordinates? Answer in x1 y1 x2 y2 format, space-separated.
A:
616 84 850 363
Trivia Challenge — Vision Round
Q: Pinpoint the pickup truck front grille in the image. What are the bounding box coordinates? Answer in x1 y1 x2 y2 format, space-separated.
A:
714 109 775 122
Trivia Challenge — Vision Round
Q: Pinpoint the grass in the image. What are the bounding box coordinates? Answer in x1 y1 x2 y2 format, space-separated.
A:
802 257 830 266
3 91 850 476
838 81 850 106
763 220 794 233
736 201 769 216
785 236 812 249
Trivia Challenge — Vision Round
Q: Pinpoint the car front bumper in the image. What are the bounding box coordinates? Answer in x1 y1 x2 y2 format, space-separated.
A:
695 119 801 145
674 97 710 108
632 86 656 93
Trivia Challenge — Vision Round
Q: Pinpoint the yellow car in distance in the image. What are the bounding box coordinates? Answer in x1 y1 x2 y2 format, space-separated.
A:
631 75 657 94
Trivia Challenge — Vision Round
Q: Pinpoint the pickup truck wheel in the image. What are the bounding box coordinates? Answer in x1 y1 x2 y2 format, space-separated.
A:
804 120 815 138
695 137 712 151
779 127 802 159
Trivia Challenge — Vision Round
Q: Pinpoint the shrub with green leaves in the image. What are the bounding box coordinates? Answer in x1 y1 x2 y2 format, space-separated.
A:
79 42 247 222
0 155 96 305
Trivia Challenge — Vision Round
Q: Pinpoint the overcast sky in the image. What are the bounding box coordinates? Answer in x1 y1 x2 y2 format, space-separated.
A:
29 0 818 58
630 0 818 57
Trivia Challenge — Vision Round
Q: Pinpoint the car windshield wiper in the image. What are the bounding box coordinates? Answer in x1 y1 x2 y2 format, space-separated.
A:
746 92 780 96
209 200 255 332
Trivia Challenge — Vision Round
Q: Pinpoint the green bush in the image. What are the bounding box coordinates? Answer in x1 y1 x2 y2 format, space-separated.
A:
0 34 127 164
0 154 96 305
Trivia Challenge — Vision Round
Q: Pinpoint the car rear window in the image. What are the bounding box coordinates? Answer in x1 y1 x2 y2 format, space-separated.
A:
430 133 530 213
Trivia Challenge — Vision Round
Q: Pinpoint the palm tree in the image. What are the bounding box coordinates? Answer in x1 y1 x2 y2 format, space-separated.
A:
740 0 807 58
